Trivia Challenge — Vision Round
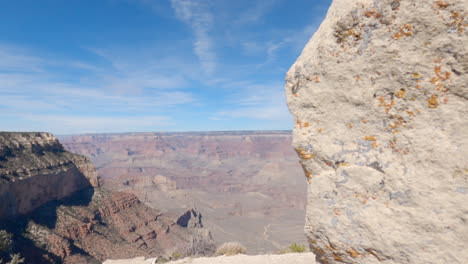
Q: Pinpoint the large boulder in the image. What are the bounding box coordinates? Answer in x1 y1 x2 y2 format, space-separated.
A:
286 0 467 263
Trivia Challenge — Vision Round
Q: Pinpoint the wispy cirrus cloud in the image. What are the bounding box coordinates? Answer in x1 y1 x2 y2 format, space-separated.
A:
234 0 279 26
170 0 216 75
212 81 292 123
0 44 195 133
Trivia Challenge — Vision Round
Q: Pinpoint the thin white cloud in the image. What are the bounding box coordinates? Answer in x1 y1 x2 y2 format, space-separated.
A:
170 0 216 75
0 45 44 72
234 0 279 25
212 81 292 122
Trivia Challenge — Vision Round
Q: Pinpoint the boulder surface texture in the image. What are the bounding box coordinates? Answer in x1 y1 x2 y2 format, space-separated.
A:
286 0 467 263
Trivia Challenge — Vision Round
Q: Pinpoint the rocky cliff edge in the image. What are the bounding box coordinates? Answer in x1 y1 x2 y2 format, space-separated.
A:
0 132 100 219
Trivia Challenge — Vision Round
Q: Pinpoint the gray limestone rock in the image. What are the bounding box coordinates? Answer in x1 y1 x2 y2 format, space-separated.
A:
286 0 467 263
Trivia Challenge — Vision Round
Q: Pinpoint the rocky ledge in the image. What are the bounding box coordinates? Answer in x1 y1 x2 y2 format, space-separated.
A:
0 132 99 219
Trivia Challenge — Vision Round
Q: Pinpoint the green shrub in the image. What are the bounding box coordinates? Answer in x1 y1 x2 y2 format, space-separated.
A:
279 242 307 254
288 242 306 253
214 242 247 256
171 252 182 260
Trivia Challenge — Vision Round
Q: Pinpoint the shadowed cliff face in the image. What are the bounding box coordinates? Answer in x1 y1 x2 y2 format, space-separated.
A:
60 131 308 254
0 132 99 219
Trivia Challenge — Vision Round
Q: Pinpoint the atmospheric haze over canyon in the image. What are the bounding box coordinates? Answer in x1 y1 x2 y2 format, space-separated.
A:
59 131 308 254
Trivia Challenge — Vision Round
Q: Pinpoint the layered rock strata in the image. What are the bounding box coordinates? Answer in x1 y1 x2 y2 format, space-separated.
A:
0 132 99 219
0 132 213 263
286 0 467 263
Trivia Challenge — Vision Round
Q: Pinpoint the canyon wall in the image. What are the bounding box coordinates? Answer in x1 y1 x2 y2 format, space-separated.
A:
0 132 99 219
286 0 467 263
60 131 308 253
0 132 213 263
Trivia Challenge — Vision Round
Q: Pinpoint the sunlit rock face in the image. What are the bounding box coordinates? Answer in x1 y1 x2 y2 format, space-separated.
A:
286 0 467 263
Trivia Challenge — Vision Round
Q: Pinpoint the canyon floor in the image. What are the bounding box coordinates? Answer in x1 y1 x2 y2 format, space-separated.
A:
60 131 307 254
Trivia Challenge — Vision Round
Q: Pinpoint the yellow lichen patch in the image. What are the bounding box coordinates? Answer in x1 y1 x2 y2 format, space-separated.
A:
395 89 406 98
392 24 414 39
371 141 378 149
317 128 323 133
406 110 416 116
305 170 313 179
428 94 439 108
347 123 353 128
412 72 421 78
364 136 377 141
338 162 349 167
303 122 310 127
355 75 361 81
347 248 360 258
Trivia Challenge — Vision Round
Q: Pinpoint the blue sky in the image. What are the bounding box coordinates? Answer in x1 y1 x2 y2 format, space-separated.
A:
0 0 331 134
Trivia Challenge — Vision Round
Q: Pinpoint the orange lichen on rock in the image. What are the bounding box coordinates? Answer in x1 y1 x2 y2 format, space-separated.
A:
364 136 377 141
313 75 321 83
347 248 360 258
450 10 467 34
434 65 451 80
392 24 414 39
296 148 314 160
317 128 323 133
434 0 449 9
379 96 395 113
365 10 375 17
428 94 439 108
